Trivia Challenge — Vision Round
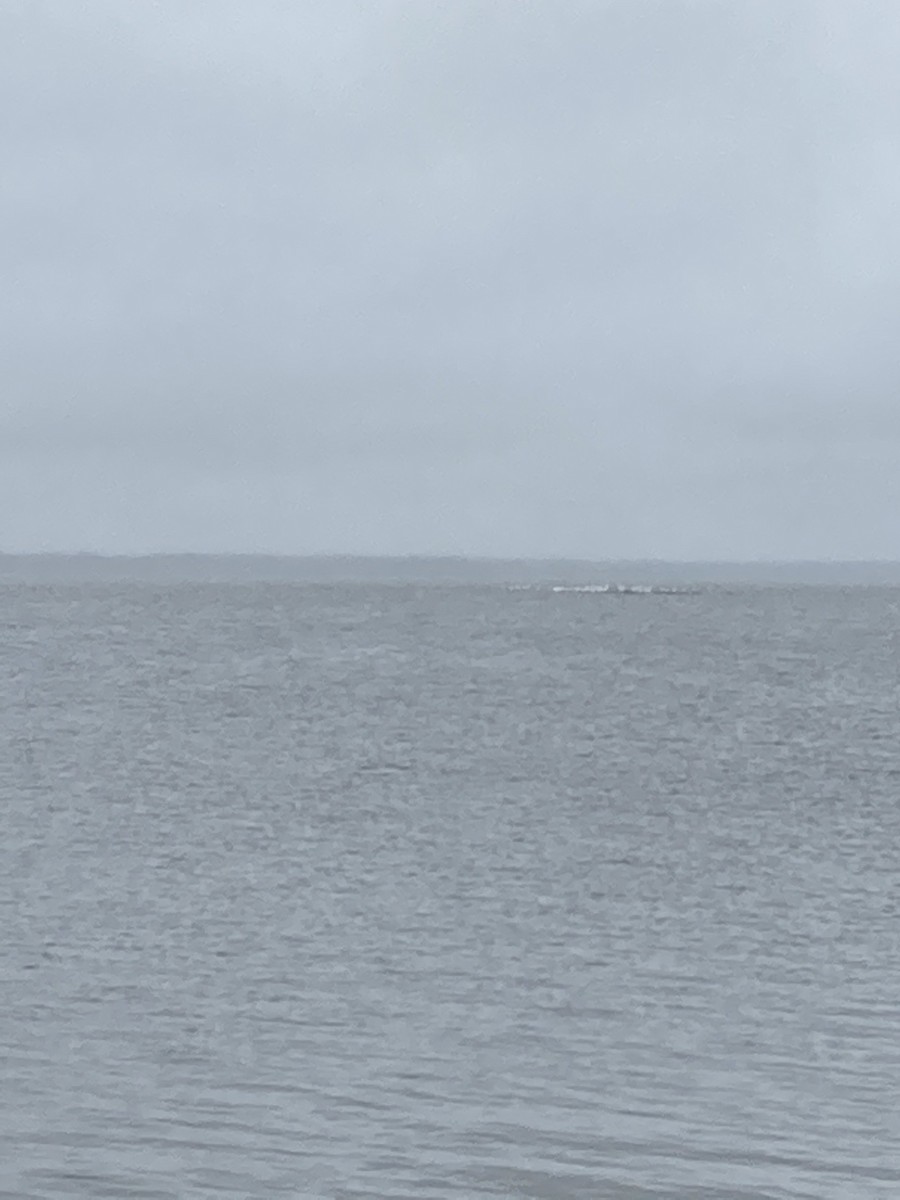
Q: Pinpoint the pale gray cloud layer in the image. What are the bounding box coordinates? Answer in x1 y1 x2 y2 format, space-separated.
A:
3 0 899 557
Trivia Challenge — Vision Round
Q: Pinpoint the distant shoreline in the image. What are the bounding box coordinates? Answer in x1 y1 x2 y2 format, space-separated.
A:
2 554 900 585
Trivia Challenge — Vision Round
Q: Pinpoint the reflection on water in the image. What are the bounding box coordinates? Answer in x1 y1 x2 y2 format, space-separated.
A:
2 583 899 1198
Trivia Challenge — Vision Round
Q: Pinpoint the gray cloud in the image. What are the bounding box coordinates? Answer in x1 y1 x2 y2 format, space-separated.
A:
3 0 899 556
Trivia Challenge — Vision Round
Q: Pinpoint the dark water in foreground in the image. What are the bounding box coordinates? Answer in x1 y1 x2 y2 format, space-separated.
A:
2 583 899 1198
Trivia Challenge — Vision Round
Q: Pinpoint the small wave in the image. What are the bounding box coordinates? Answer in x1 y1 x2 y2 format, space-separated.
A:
550 584 695 595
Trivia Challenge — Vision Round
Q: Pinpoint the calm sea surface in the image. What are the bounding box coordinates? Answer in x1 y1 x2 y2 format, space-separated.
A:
2 583 899 1199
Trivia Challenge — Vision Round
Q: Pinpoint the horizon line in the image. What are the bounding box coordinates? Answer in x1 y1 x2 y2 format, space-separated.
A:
3 552 900 566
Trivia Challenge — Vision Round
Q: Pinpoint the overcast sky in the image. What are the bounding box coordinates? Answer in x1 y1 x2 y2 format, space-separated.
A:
3 1 899 559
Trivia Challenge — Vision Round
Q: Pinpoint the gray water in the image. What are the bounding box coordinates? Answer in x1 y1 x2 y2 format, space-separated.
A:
2 583 899 1198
